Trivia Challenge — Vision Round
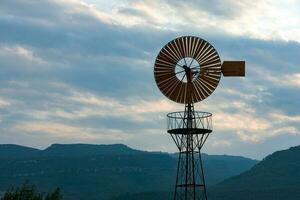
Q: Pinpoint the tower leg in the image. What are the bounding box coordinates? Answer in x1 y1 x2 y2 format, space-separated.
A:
172 104 208 200
173 142 208 200
168 103 211 200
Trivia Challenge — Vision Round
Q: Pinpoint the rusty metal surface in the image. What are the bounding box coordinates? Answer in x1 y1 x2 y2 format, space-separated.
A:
154 36 222 104
221 61 245 76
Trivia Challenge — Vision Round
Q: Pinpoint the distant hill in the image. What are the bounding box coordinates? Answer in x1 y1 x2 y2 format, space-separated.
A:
43 143 143 156
113 145 300 200
201 154 258 185
209 145 300 200
0 143 257 200
0 143 143 158
0 144 40 158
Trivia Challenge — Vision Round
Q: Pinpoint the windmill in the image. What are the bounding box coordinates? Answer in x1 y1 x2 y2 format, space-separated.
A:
154 36 245 200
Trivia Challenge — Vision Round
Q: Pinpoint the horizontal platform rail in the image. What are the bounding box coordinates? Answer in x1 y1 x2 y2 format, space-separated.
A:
167 111 212 134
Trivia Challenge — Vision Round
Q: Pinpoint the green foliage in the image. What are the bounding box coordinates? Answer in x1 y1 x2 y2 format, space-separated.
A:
44 188 62 200
112 191 172 200
1 181 62 200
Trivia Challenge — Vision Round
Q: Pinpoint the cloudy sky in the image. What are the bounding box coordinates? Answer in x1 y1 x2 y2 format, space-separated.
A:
0 0 299 159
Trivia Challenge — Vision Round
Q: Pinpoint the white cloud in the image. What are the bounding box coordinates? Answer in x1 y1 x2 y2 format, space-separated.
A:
54 0 147 27
0 98 10 108
66 0 300 42
270 112 300 123
3 81 179 127
211 139 232 148
220 88 259 101
15 121 130 141
272 126 299 135
287 73 300 87
236 130 260 143
214 112 271 132
251 65 300 89
0 45 46 64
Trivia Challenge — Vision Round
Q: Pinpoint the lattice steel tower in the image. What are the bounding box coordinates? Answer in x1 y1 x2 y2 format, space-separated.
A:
154 36 245 200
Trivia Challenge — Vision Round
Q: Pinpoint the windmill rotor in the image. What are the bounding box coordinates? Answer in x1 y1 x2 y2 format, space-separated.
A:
154 36 222 104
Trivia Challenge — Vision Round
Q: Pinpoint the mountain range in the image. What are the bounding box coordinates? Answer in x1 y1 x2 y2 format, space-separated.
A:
209 145 300 200
114 145 300 200
0 143 257 200
2 143 300 200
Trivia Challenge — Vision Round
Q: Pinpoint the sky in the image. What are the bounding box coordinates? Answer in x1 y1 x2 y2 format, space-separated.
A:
0 0 299 159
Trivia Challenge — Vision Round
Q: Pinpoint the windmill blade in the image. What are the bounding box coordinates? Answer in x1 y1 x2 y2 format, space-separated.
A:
221 61 245 76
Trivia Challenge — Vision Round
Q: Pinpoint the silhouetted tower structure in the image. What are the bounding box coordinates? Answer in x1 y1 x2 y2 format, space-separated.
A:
154 36 245 200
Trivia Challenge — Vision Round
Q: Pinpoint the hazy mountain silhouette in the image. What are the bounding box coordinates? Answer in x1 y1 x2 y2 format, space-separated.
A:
0 143 257 200
115 145 300 200
0 143 143 158
209 145 300 200
0 144 40 158
42 143 144 156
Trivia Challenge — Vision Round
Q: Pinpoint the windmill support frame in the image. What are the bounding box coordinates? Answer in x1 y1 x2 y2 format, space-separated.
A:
167 104 212 200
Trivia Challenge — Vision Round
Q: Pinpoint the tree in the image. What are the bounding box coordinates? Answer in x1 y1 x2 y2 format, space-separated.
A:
1 181 63 200
45 188 63 200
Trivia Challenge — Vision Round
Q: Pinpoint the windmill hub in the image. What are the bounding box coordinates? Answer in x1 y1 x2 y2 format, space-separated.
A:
154 36 245 200
175 58 200 83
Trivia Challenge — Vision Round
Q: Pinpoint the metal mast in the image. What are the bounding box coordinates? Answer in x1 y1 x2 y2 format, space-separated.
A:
168 66 212 200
